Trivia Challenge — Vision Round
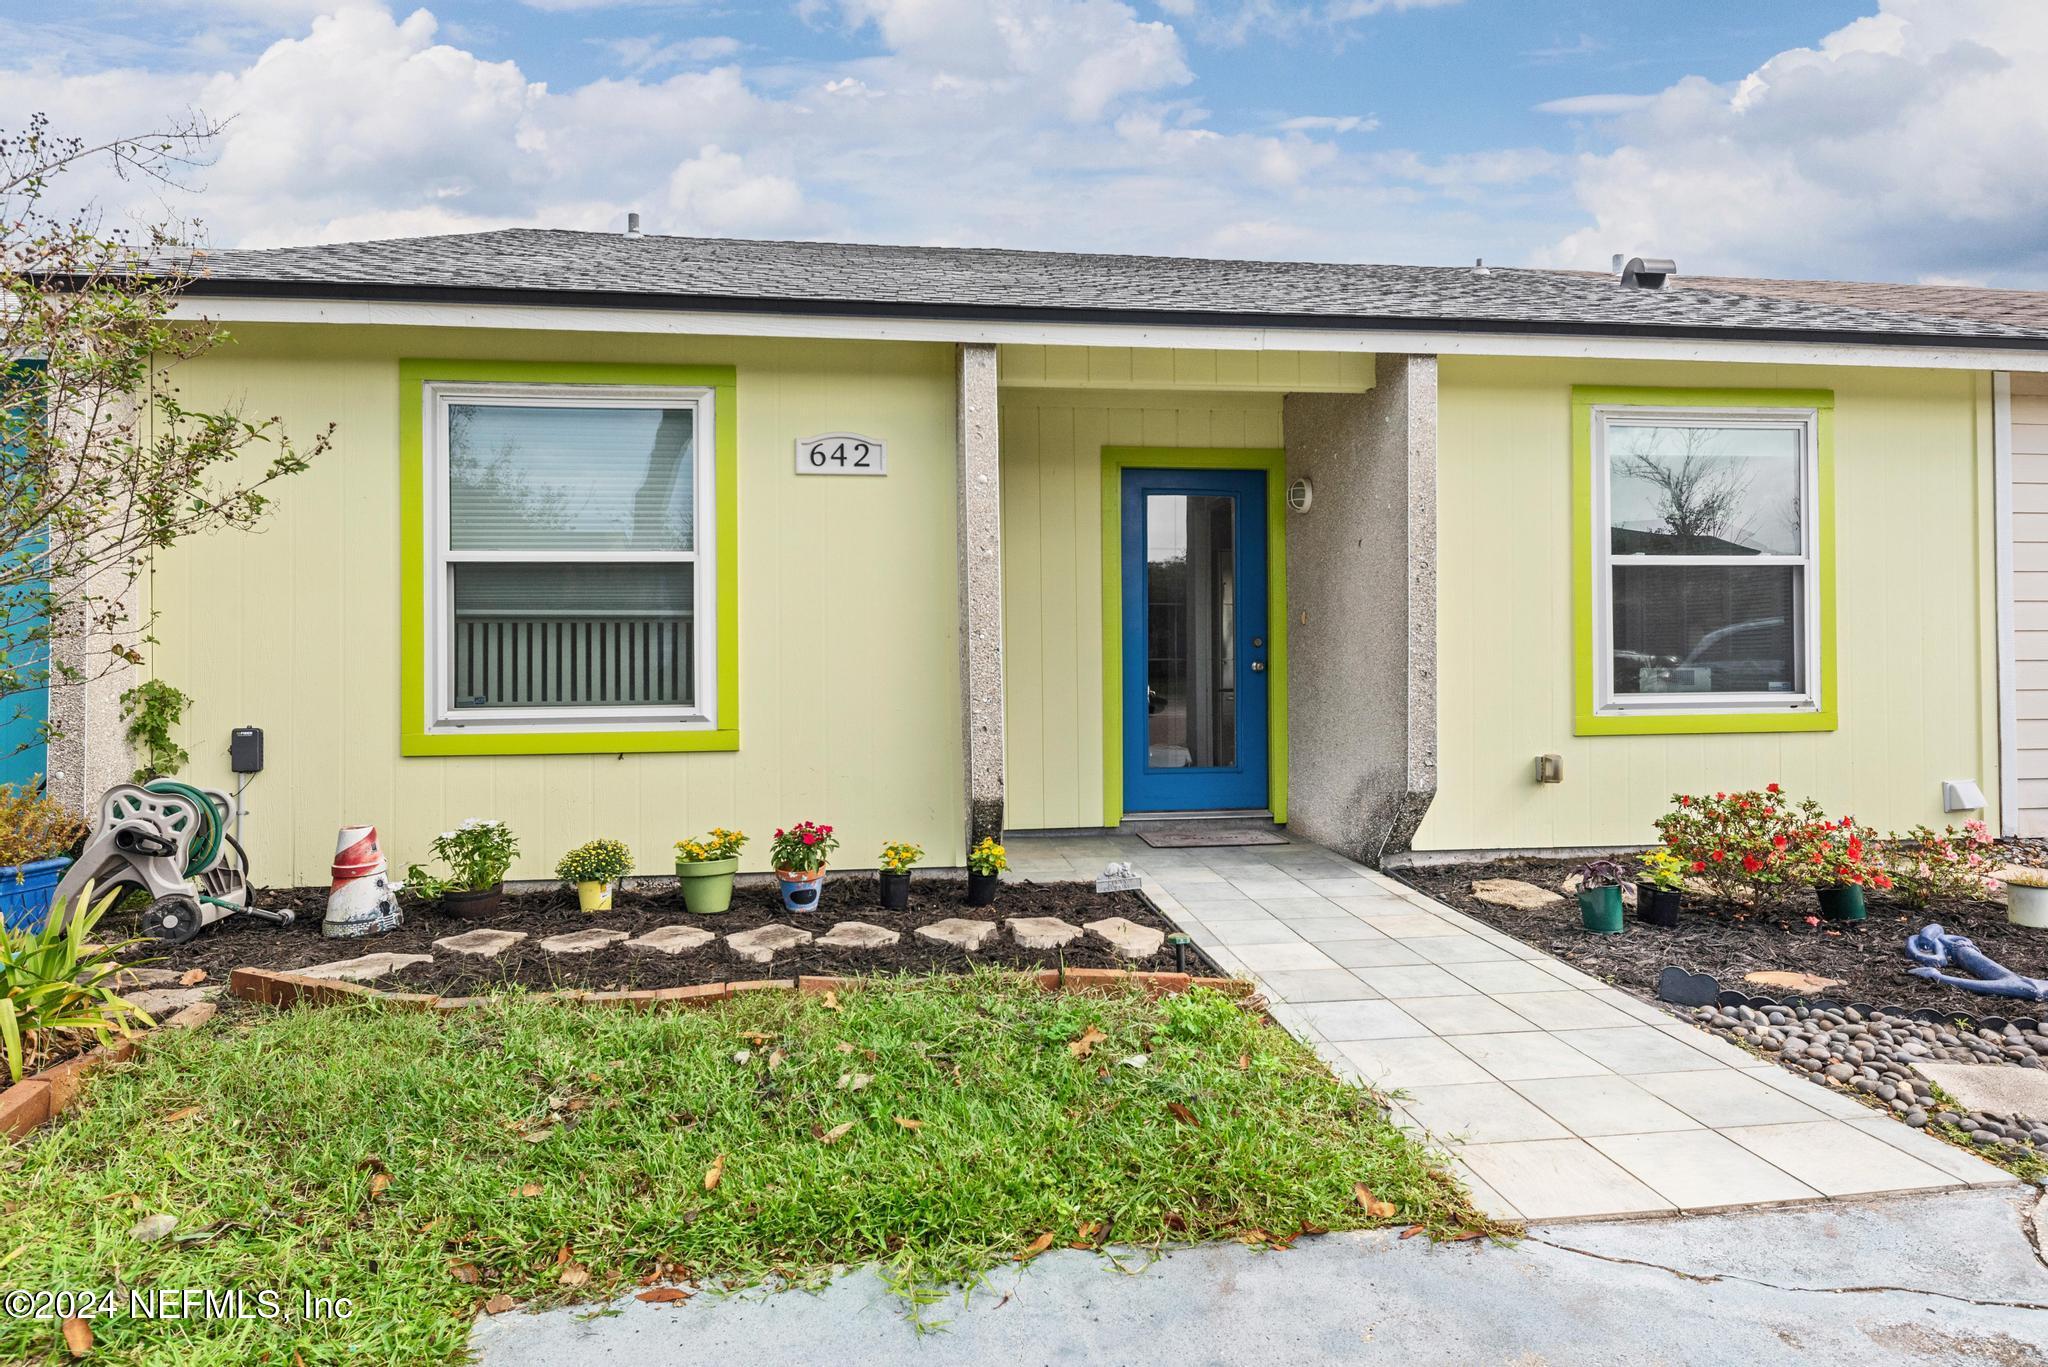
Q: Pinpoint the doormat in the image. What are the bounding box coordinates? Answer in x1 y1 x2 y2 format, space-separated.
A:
1137 828 1289 848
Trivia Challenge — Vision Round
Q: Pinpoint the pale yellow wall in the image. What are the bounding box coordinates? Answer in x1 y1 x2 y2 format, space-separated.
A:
1419 356 2000 852
148 325 965 884
998 387 1284 829
999 346 1370 393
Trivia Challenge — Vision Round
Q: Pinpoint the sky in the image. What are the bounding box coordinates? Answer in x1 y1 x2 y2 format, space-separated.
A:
4 0 2046 285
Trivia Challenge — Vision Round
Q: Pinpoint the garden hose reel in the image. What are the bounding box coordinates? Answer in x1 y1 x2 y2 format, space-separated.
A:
51 780 292 943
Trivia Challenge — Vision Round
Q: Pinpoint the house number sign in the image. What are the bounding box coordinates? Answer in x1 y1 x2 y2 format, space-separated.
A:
796 433 886 475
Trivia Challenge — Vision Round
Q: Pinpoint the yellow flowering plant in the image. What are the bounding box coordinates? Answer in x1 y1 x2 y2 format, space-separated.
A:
967 837 1007 876
1635 847 1687 892
879 841 925 874
674 828 748 864
556 838 632 885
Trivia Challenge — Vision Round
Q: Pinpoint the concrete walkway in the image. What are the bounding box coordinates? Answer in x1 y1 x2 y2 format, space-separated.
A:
1009 831 2013 1222
471 1187 2048 1365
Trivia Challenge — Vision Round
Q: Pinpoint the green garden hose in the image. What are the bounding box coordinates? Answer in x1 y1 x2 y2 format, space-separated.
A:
144 779 224 879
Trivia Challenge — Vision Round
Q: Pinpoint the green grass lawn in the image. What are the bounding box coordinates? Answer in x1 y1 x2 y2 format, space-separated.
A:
1 974 1490 1365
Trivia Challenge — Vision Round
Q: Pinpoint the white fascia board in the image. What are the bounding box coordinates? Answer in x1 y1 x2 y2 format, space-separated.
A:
172 295 2048 372
1995 372 2018 836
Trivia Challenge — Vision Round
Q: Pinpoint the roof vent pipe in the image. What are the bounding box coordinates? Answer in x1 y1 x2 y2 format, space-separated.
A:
625 212 643 239
1472 257 1491 276
1620 256 1675 290
1611 252 1624 276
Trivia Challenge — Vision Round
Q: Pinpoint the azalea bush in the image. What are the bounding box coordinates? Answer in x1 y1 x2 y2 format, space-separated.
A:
1652 785 1892 906
1883 821 1998 906
879 841 924 874
675 828 747 864
405 819 519 898
770 821 838 875
556 838 633 886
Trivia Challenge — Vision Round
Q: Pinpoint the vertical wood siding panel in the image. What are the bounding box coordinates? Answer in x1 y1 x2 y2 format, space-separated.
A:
1001 404 1046 828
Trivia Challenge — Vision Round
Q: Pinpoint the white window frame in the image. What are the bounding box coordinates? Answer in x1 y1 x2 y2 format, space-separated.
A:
1591 404 1822 717
422 381 718 734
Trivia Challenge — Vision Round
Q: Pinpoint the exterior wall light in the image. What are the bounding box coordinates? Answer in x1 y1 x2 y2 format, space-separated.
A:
1535 754 1563 784
1286 477 1313 513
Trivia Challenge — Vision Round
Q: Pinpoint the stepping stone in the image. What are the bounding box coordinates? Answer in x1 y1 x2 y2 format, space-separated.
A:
127 985 220 1017
1470 878 1563 911
538 928 630 955
628 925 718 955
1743 970 1846 995
1007 916 1082 950
726 923 814 964
298 952 433 982
113 966 187 989
815 921 901 950
915 918 999 952
1084 916 1165 960
433 928 528 958
1910 1062 2048 1118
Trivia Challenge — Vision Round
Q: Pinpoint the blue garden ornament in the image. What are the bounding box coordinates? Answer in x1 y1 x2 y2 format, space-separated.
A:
1903 924 2048 1002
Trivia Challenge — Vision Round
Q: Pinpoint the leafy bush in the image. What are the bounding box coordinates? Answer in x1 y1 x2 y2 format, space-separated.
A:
674 828 747 864
555 838 633 885
0 781 86 869
968 837 1007 876
1884 821 1998 906
770 821 838 875
0 886 151 1082
879 841 924 874
404 818 519 898
1653 784 1892 905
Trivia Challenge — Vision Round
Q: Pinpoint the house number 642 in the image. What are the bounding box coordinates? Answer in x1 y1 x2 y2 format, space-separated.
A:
796 433 887 475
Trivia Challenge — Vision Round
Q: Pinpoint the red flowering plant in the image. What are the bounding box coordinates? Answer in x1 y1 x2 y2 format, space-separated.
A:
1786 811 1892 895
1881 820 1994 907
1652 785 1809 906
769 821 840 875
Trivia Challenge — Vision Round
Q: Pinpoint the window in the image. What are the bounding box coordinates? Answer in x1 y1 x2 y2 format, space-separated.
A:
1574 389 1835 736
424 381 717 735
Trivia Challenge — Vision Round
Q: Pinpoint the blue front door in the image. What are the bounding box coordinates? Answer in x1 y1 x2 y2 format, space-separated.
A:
1121 468 1269 814
0 363 46 792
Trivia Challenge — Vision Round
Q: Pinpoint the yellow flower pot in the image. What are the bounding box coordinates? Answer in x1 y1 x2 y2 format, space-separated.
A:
577 880 614 914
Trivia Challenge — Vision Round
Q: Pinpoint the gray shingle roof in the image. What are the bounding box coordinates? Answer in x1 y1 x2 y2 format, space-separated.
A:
179 229 2048 348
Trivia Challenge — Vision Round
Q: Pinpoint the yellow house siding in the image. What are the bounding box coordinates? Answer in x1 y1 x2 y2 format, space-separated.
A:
998 346 1372 393
1421 357 1999 852
147 324 964 884
998 387 1284 829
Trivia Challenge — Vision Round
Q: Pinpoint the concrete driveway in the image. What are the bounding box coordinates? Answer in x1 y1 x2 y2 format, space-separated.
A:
471 1187 2048 1366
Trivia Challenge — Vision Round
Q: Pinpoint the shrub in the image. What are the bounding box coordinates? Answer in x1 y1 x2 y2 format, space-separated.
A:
674 828 747 864
879 841 925 874
770 821 838 875
1884 821 1997 906
0 782 86 869
1653 784 1892 905
968 837 1007 876
0 886 151 1082
1795 813 1891 894
405 818 519 898
556 838 633 886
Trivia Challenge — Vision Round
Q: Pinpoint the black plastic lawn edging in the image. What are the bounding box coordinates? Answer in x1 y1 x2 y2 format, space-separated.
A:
1654 965 2048 1036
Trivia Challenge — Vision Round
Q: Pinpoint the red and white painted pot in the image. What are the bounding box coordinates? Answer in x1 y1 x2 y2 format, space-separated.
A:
774 867 826 913
324 825 402 938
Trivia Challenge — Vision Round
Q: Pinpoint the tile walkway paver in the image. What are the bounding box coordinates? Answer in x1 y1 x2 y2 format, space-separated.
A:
1010 830 2014 1223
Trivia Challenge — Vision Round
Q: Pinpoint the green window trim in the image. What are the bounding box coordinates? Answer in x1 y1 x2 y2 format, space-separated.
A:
1571 384 1837 737
399 358 739 757
1098 445 1289 826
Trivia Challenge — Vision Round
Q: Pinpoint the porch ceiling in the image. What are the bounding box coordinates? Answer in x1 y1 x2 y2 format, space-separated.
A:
998 344 1372 394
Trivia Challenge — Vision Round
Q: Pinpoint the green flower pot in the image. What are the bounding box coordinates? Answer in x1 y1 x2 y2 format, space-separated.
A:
675 855 740 915
1816 885 1866 923
1578 885 1624 935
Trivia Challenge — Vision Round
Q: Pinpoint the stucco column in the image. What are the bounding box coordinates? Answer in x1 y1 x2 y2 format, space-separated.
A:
955 343 1005 846
1282 354 1438 866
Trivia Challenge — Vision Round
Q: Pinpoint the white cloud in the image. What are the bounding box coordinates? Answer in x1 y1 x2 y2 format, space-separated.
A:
1534 93 1654 117
1159 0 1461 46
664 146 804 234
1275 113 1377 133
1543 0 2048 283
600 34 743 74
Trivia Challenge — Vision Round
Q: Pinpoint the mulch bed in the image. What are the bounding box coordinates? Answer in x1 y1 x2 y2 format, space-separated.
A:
1398 855 2048 1017
131 878 1214 996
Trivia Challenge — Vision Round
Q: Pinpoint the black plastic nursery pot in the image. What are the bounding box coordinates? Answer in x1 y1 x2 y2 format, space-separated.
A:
442 884 505 920
1578 885 1624 935
1640 887 1682 929
967 871 1000 907
878 870 912 911
1816 885 1867 923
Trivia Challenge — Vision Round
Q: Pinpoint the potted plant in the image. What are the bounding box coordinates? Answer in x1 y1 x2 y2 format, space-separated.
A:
967 836 1006 908
878 840 924 911
674 828 748 915
405 819 519 919
1793 814 1889 924
1634 848 1685 929
0 782 87 934
769 821 838 913
2003 868 2048 930
1570 858 1627 934
557 837 633 914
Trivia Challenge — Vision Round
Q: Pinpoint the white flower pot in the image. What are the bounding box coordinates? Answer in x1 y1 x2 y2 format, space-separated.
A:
2007 882 2048 929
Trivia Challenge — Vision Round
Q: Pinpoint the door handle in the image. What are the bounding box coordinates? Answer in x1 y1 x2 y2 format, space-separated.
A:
1250 661 1265 672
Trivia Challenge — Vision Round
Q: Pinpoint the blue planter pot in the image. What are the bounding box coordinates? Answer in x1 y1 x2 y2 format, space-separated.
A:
776 869 825 913
1 857 74 934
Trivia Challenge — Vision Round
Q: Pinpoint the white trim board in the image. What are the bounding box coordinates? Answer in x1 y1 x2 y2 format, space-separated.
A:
172 296 2048 373
1996 371 2018 836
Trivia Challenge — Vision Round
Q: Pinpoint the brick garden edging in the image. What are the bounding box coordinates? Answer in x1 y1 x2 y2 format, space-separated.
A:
0 1000 220 1144
228 965 1252 1014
